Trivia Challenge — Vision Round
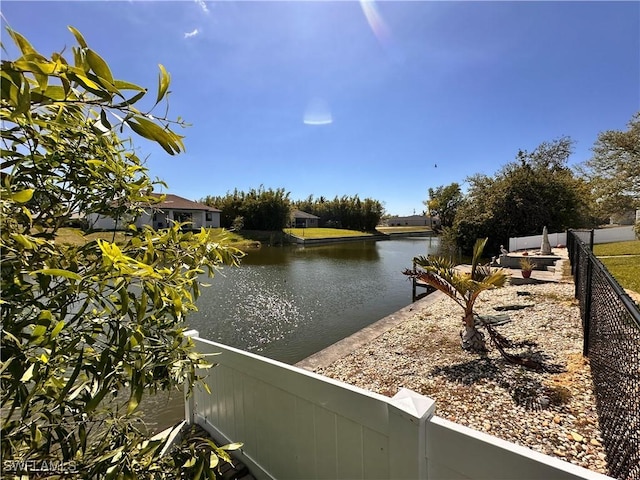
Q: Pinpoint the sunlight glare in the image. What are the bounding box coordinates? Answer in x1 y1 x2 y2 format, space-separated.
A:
360 0 391 45
303 97 333 125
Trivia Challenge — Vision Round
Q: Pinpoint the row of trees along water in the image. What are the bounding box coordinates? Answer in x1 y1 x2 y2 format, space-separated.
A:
425 114 639 255
201 189 385 232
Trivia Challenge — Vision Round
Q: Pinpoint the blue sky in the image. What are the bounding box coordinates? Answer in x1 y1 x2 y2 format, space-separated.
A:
2 1 638 216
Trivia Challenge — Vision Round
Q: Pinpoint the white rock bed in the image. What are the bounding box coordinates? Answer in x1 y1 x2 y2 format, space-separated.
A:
314 282 609 475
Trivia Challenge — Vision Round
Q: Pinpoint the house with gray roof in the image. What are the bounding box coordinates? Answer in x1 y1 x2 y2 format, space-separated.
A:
291 209 320 228
87 193 221 230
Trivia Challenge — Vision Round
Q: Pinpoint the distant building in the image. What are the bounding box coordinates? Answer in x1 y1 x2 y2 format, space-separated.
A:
609 210 638 226
291 209 320 228
384 215 439 228
87 193 221 230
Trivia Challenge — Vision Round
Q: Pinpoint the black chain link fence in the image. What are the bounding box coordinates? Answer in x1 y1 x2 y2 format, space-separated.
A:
567 230 640 480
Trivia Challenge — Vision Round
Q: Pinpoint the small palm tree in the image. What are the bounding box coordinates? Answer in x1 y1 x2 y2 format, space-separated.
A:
404 238 507 351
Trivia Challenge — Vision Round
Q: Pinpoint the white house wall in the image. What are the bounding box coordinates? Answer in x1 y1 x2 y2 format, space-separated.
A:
205 211 221 228
136 210 152 229
388 216 438 227
87 213 120 230
88 210 220 230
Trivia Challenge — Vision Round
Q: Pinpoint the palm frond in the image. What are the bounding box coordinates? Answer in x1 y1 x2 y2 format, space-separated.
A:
405 238 507 326
413 255 456 272
404 269 464 308
472 263 494 282
470 237 488 278
482 269 508 288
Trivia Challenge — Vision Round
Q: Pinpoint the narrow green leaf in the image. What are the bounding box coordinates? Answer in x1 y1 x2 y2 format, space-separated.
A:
127 383 143 414
100 109 112 130
220 442 243 451
113 90 146 108
85 386 108 412
51 320 65 339
40 85 67 101
120 287 129 314
61 76 71 97
72 46 85 69
31 325 47 339
32 425 42 444
21 364 35 382
86 49 114 84
114 79 146 91
156 64 170 104
31 268 82 281
72 73 102 92
57 349 84 405
12 60 56 76
11 234 35 249
8 29 38 56
0 358 13 376
13 81 31 117
34 72 48 92
1 81 18 108
127 116 184 155
68 26 88 49
1 69 21 87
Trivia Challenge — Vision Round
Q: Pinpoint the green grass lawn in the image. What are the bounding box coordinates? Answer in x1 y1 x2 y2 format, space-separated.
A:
593 239 640 293
55 227 128 245
593 239 640 256
284 227 373 238
55 227 258 250
599 257 640 294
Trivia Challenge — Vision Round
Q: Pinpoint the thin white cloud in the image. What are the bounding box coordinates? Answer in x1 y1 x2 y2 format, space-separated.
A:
184 28 199 39
195 0 209 14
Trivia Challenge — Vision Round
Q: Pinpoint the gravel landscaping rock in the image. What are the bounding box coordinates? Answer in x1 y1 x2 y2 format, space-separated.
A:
313 281 609 475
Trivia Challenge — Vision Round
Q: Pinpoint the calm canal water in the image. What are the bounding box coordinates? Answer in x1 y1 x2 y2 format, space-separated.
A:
144 236 440 429
188 236 440 364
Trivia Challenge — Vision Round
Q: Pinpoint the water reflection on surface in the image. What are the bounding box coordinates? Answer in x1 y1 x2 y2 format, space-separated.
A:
189 237 438 364
143 237 439 429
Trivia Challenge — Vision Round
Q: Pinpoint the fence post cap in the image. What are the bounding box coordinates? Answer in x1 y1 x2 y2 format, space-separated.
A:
391 387 436 418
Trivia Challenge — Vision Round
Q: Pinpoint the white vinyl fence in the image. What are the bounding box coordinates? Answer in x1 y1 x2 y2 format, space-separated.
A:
184 331 612 480
509 226 635 252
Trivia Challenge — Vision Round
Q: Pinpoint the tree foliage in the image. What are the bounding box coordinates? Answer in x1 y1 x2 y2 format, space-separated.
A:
453 138 594 254
202 190 385 232
202 186 292 230
425 183 463 228
1 27 243 478
581 111 640 218
293 194 384 231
